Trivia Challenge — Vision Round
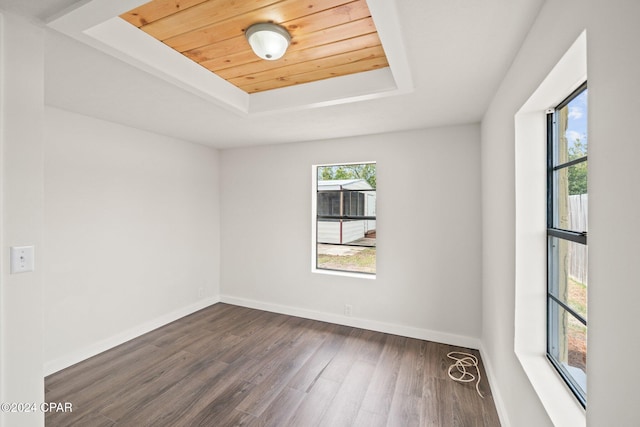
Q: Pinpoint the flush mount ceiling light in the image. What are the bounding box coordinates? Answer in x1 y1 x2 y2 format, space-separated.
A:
245 23 291 61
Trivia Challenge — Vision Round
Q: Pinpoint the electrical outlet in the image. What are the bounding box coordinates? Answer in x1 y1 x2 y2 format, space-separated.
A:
344 304 353 317
197 288 204 298
10 246 35 274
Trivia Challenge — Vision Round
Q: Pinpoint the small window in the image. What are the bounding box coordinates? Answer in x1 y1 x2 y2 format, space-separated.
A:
547 82 588 406
314 163 376 275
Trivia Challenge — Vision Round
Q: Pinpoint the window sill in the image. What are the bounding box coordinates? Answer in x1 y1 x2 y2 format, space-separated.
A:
515 350 586 427
312 268 376 280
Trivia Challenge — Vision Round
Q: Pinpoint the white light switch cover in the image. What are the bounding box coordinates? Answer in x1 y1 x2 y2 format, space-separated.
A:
10 246 35 274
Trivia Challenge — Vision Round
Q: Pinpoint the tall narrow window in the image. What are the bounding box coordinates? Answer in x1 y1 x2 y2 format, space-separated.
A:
314 163 376 275
547 83 588 406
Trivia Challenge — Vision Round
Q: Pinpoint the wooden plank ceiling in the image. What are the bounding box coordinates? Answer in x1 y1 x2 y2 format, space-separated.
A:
120 0 389 94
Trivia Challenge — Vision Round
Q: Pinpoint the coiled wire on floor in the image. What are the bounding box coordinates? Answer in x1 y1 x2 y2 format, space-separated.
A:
447 352 484 398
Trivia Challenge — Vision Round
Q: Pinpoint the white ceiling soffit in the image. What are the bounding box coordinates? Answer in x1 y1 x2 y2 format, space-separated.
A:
47 0 413 116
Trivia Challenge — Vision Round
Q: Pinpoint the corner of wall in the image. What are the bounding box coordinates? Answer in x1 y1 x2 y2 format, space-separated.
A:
44 296 220 376
0 12 46 426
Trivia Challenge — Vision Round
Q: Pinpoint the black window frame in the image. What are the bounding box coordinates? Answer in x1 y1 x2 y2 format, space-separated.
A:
546 81 588 408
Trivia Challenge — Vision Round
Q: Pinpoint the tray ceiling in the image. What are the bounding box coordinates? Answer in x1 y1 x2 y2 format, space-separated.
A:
120 0 389 94
47 0 412 115
38 0 545 146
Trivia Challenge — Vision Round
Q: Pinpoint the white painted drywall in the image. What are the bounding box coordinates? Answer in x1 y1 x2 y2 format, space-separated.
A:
0 13 46 427
481 0 640 426
43 107 221 371
220 125 483 345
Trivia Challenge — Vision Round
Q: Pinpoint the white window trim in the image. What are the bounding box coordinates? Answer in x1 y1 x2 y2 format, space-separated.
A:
311 161 377 279
514 31 587 427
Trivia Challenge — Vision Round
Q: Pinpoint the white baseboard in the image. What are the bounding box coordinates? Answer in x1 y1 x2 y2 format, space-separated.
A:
220 295 481 350
44 296 220 376
45 295 483 379
479 344 511 427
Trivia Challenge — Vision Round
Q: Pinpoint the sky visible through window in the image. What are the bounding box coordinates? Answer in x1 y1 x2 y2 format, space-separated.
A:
566 90 588 158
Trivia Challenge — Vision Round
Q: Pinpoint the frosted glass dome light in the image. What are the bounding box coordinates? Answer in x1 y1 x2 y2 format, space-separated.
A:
245 23 291 61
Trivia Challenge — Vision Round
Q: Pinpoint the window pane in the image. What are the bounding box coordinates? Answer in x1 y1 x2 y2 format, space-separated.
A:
315 163 376 274
317 244 376 274
555 89 588 166
548 299 587 397
548 84 587 407
553 161 588 232
548 236 588 320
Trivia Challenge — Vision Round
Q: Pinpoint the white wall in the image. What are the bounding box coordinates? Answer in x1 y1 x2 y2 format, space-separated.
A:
0 13 46 427
220 125 483 346
481 0 640 426
43 107 221 372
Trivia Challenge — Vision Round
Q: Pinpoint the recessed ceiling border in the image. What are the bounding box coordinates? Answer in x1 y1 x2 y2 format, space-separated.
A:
47 0 413 116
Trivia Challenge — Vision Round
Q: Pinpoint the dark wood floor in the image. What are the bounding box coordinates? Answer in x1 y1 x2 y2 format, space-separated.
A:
45 303 500 426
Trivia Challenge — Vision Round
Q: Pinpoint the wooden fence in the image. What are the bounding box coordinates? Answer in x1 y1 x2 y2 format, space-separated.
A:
568 194 588 285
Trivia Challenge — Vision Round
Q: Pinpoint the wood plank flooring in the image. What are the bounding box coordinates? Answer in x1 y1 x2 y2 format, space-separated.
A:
45 303 500 426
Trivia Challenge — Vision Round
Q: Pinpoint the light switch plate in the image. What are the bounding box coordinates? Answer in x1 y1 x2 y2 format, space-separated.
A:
10 246 35 274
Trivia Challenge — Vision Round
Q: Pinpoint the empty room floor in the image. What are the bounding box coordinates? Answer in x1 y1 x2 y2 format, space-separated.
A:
45 303 500 426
